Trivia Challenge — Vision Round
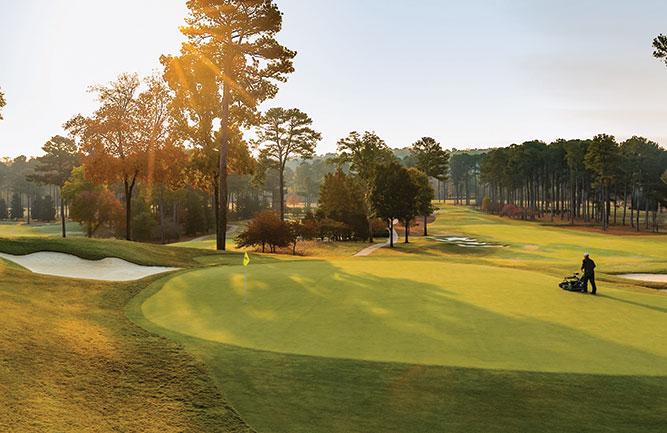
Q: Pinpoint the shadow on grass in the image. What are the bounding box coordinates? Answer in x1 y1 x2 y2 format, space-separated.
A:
596 293 667 314
129 261 667 433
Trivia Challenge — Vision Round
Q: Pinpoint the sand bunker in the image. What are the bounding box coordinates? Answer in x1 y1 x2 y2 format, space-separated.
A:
434 236 508 248
0 251 179 281
618 273 667 283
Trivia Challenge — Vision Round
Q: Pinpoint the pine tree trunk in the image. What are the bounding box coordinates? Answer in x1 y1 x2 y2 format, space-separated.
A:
160 186 166 244
217 76 231 251
60 186 66 238
124 180 133 241
389 219 394 248
622 182 627 226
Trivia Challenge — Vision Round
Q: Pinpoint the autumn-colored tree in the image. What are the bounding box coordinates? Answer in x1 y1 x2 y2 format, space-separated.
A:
26 135 79 237
235 210 291 253
255 107 320 219
66 74 184 241
174 0 296 250
286 193 300 207
334 131 393 242
70 190 123 238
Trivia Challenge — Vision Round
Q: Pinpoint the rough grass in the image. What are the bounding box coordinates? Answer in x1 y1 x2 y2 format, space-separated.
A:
0 238 252 432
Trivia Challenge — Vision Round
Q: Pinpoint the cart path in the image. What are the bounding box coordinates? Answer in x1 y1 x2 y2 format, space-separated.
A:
190 225 239 242
354 221 399 257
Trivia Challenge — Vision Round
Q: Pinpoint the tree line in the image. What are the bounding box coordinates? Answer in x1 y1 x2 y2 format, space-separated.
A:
445 136 666 232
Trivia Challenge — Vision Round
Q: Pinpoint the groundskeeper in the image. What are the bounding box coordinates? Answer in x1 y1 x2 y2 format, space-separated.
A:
580 253 597 295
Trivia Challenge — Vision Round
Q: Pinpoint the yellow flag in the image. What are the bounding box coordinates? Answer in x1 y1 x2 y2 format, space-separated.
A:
243 252 250 267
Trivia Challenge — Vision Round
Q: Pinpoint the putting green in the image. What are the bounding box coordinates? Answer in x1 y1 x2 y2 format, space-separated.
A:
142 259 667 375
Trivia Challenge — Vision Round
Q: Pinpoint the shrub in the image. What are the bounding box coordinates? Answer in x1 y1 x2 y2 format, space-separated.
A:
236 210 292 253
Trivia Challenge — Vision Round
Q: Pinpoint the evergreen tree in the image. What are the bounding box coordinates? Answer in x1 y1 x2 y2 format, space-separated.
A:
26 135 78 236
584 134 621 230
185 190 206 237
255 107 321 219
334 131 393 242
10 193 23 220
370 161 420 247
0 198 8 220
173 0 296 250
405 168 435 243
317 168 368 240
410 137 449 235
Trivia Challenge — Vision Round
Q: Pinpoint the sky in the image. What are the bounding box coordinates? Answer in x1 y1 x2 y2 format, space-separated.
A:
1 0 667 159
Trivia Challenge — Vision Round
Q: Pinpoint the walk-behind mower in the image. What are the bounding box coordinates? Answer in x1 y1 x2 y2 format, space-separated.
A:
559 273 584 291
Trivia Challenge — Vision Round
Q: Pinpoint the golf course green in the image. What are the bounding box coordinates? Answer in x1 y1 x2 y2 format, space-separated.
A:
130 205 667 432
142 259 666 375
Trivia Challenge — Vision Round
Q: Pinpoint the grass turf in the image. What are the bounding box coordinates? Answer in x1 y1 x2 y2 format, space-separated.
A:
0 237 252 432
131 205 667 432
0 220 84 237
142 259 667 375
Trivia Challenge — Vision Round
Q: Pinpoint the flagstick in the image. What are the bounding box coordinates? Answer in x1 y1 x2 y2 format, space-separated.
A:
244 265 247 304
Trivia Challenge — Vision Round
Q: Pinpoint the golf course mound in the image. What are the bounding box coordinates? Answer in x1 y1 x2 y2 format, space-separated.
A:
0 251 180 281
142 259 667 375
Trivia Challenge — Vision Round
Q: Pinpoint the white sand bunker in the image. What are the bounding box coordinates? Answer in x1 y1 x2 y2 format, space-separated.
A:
434 236 508 248
618 274 667 283
0 251 179 281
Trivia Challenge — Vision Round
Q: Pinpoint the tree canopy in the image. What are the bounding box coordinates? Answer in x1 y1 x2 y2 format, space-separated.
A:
176 0 296 250
370 161 420 247
335 131 392 242
410 136 448 235
66 73 185 240
255 107 321 219
26 135 79 237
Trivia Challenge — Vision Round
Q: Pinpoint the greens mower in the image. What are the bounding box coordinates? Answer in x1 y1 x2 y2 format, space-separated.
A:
559 273 584 291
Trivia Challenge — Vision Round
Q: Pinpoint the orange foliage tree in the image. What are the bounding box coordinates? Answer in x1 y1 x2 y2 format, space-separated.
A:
65 73 186 240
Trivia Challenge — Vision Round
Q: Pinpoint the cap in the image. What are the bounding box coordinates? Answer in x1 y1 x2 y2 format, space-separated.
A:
583 253 589 257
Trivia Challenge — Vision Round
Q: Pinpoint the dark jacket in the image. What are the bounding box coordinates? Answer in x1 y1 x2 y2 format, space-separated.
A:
581 257 596 275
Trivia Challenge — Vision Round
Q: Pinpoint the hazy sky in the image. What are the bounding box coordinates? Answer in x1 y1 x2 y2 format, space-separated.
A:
1 0 667 159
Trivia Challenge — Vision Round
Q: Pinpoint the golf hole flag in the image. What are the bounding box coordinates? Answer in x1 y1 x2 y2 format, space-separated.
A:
243 252 249 303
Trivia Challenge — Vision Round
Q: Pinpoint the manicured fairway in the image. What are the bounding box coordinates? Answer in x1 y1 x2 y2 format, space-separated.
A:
132 205 667 432
0 221 83 237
